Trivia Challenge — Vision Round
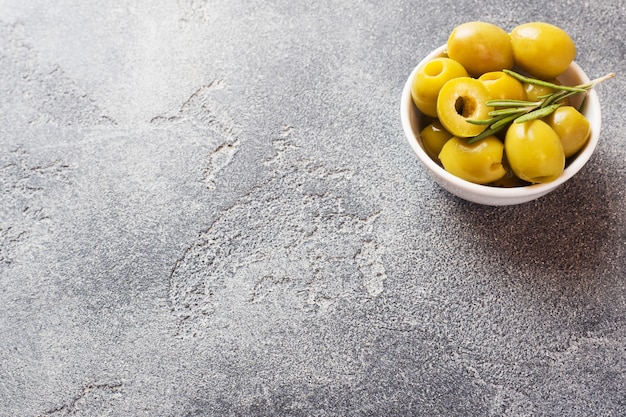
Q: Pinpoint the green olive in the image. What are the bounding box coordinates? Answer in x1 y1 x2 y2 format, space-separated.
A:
544 106 591 158
510 22 576 79
479 71 527 101
523 81 569 106
436 77 492 137
411 57 468 117
447 21 514 76
439 135 507 184
504 119 565 183
420 120 453 163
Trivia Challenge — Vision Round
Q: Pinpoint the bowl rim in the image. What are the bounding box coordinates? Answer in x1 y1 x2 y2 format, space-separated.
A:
401 44 602 200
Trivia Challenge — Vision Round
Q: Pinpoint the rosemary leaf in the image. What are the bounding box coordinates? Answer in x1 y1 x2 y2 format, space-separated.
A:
467 127 499 144
486 99 538 107
467 114 519 144
542 90 576 107
466 118 497 126
515 103 562 123
488 108 529 117
578 95 588 113
490 113 521 130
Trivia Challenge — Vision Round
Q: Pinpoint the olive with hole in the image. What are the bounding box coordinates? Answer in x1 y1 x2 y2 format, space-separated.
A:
436 77 492 137
411 57 468 117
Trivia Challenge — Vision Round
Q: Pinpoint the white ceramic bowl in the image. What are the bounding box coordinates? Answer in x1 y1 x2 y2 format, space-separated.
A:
401 44 602 206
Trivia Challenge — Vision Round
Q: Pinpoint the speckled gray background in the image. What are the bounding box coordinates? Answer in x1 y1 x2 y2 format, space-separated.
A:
1 1 625 416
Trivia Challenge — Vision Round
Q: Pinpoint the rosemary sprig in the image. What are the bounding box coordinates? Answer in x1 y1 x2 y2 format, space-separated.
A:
466 70 614 144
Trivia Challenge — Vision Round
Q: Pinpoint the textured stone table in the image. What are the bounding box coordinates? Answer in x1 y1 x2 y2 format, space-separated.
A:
1 1 625 416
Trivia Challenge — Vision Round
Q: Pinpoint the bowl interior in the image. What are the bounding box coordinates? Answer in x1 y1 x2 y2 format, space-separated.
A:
401 44 601 205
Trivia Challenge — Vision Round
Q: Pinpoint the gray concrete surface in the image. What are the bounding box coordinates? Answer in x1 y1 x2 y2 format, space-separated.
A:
1 0 625 415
